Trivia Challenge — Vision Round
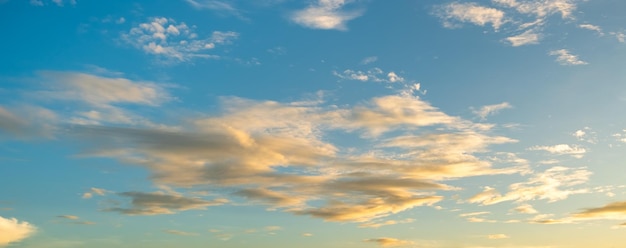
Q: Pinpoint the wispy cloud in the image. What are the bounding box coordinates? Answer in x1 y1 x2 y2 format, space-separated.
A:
0 216 36 246
437 2 506 31
57 215 79 220
360 56 378 65
572 201 626 221
184 0 243 18
611 32 625 43
30 0 76 7
579 24 604 36
31 71 172 127
513 204 538 214
333 68 404 83
528 144 586 158
164 229 199 236
358 218 415 228
505 29 540 46
104 191 228 215
493 0 577 19
121 17 238 63
468 166 591 205
472 102 512 120
548 49 588 66
364 237 414 247
487 234 509 239
291 0 363 30
82 187 108 199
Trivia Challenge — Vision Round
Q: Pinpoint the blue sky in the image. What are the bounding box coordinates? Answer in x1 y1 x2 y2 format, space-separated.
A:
1 0 626 247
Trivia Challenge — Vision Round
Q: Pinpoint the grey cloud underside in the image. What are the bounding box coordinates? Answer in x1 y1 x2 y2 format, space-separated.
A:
104 191 228 215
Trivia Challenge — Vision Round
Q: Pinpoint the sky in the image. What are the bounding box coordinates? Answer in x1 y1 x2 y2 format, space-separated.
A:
1 0 626 247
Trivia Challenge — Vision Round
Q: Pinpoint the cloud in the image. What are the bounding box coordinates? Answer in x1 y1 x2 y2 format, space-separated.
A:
364 237 414 247
30 0 76 7
121 17 238 62
360 56 378 65
31 71 172 126
291 0 363 30
513 204 538 214
82 187 108 199
164 229 198 236
65 92 525 222
578 24 604 35
104 191 228 215
468 166 591 205
487 234 509 239
438 2 506 31
235 188 306 208
184 0 243 18
472 102 512 120
302 232 313 237
572 201 626 220
0 216 36 246
493 0 577 19
548 49 588 66
528 144 586 158
35 71 171 107
358 218 415 228
333 68 404 83
57 215 79 220
264 226 282 231
0 105 57 138
505 29 540 46
459 211 497 223
610 32 625 43
13 72 529 223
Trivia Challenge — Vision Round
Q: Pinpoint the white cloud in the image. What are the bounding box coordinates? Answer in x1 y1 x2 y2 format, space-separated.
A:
579 24 604 36
493 0 577 19
528 144 586 157
549 49 588 66
0 216 36 246
291 0 363 30
513 204 538 214
487 234 509 239
184 0 243 18
505 29 540 46
468 166 591 205
360 56 378 65
82 187 108 199
472 102 512 119
333 68 404 83
610 32 625 43
438 2 507 31
121 17 238 62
